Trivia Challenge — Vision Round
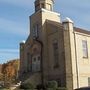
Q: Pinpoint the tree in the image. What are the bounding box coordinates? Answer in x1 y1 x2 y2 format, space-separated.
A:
1 59 20 87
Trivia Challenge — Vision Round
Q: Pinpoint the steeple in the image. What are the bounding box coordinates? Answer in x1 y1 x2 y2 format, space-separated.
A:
34 0 54 12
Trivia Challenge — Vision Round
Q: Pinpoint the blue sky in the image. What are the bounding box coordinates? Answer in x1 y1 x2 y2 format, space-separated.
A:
0 0 90 64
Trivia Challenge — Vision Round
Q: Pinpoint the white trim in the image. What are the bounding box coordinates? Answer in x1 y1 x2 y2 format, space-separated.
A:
63 17 73 23
20 40 25 44
74 31 90 37
41 8 60 16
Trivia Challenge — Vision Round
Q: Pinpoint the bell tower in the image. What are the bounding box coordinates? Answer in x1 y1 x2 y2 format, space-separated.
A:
34 0 54 12
30 0 60 39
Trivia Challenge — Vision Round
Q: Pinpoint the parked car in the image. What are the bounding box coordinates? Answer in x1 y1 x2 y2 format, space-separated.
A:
75 87 90 90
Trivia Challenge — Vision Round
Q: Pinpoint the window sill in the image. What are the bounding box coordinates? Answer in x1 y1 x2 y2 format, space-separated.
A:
83 57 88 59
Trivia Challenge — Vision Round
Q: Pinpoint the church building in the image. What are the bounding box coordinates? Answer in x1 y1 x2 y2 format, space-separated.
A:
19 0 90 90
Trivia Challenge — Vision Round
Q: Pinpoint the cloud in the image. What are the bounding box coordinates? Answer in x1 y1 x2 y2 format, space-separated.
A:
0 18 28 36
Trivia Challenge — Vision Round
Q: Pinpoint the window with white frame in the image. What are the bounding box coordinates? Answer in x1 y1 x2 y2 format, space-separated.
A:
82 40 88 58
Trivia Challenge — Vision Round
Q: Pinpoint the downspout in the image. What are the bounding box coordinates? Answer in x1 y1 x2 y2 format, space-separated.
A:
74 32 79 88
35 39 44 85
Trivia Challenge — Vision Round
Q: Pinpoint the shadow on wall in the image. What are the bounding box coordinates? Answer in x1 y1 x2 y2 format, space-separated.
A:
75 87 90 90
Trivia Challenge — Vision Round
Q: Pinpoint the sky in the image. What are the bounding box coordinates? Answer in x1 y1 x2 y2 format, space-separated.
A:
0 0 90 64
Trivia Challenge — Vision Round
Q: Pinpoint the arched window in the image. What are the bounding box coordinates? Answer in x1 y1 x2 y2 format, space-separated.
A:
41 3 45 8
27 53 32 71
53 39 59 68
33 24 39 39
47 4 52 11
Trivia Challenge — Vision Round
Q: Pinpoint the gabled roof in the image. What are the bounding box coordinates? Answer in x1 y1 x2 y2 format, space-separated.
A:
74 27 90 35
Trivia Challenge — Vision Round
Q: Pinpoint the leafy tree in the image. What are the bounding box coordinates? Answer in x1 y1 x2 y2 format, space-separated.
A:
1 59 20 87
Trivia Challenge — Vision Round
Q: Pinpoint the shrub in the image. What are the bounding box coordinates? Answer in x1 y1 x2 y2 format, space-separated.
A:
47 88 56 90
47 81 58 90
20 82 35 89
57 87 67 90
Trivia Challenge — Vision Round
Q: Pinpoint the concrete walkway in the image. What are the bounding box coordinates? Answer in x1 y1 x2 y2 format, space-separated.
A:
9 82 21 90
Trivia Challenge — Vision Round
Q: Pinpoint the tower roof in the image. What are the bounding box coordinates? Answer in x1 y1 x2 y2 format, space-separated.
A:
63 17 73 23
35 0 54 3
20 40 25 44
35 0 54 12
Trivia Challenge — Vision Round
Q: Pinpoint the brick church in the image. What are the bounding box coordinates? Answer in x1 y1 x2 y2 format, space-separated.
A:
19 0 90 90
